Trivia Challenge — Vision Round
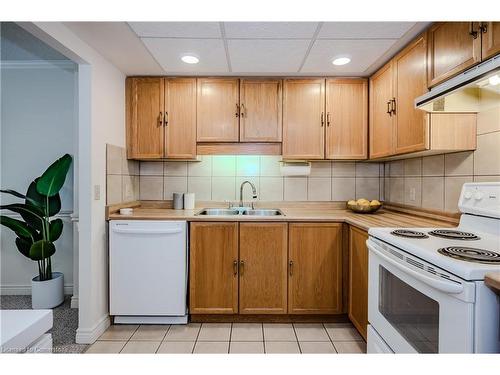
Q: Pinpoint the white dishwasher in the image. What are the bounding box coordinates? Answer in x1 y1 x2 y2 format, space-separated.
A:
109 220 188 324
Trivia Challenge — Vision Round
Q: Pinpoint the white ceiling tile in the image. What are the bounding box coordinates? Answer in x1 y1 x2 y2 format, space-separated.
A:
228 39 310 73
224 22 318 39
318 22 415 39
128 22 222 38
301 39 397 74
141 38 228 73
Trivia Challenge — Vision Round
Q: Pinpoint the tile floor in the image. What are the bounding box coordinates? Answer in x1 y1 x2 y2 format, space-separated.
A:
85 322 366 354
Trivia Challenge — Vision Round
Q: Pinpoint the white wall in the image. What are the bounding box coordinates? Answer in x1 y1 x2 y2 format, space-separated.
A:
20 22 126 343
0 61 77 294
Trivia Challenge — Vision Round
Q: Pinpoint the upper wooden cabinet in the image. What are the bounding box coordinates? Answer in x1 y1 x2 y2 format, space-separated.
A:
481 22 500 60
288 223 343 314
197 78 240 142
240 79 282 142
348 226 369 341
164 78 197 158
393 35 428 155
189 222 239 314
126 77 165 159
427 22 500 87
325 79 368 160
126 77 197 159
239 223 288 314
283 79 326 159
369 62 394 159
370 35 428 159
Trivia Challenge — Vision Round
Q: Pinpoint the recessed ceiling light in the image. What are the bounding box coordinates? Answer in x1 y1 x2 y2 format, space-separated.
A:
332 57 351 66
181 55 199 64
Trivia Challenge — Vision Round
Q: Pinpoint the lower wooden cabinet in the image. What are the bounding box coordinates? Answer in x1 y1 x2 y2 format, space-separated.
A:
189 222 239 314
288 223 343 314
348 226 369 340
239 223 288 314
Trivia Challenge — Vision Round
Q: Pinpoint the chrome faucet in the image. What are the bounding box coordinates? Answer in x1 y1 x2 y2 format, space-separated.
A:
239 180 257 208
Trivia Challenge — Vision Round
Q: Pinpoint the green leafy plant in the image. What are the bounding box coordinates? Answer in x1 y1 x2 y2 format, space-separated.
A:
0 154 73 281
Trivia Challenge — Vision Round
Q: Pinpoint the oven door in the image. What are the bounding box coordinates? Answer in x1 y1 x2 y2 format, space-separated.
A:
367 238 476 353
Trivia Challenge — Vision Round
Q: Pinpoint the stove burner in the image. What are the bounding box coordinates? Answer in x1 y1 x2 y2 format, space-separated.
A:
391 229 429 239
428 229 479 241
438 247 500 264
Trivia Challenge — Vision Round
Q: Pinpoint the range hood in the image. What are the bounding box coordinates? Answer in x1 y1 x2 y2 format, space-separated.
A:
415 55 500 113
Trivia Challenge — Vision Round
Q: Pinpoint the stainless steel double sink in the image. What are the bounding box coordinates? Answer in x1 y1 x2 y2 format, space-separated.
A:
196 208 284 217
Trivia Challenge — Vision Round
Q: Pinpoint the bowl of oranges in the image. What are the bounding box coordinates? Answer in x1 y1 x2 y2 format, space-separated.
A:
347 198 382 214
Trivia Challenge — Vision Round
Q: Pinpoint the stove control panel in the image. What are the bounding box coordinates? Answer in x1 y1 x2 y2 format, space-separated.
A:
459 182 500 218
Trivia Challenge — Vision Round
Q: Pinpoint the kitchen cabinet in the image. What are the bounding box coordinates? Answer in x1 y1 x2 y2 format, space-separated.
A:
126 77 165 159
239 79 283 142
189 222 239 314
481 22 500 60
369 62 394 158
126 77 197 159
427 22 482 87
348 226 369 341
288 223 343 314
164 78 197 158
239 223 288 314
197 78 240 142
325 79 368 159
393 35 428 154
283 79 326 159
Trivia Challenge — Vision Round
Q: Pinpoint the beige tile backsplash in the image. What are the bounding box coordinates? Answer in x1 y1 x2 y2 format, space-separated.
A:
106 144 139 205
384 109 500 213
133 156 384 203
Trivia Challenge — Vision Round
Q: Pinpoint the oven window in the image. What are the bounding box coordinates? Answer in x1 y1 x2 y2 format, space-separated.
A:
379 266 439 353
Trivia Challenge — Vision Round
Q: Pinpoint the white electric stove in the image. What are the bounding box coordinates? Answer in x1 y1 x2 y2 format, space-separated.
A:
366 182 500 353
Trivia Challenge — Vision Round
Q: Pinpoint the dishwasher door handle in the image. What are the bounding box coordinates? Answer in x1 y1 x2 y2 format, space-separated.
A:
112 227 183 235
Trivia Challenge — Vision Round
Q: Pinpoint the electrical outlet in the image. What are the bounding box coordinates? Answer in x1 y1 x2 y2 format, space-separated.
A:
410 187 416 201
94 185 101 200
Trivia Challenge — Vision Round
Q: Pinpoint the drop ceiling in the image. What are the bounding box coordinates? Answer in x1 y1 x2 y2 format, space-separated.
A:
64 22 431 76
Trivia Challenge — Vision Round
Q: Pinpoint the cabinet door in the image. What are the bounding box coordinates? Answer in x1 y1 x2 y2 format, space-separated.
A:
283 79 325 159
164 78 197 158
196 78 239 142
369 62 394 158
189 222 239 314
126 77 165 159
239 223 288 314
348 226 369 341
427 22 482 87
240 79 282 142
393 35 429 155
325 79 368 160
481 22 500 60
288 223 343 314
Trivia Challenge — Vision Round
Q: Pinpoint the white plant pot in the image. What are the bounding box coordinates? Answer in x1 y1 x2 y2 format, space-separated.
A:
31 272 64 309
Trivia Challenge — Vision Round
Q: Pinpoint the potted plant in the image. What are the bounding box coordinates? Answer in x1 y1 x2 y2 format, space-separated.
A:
0 154 73 309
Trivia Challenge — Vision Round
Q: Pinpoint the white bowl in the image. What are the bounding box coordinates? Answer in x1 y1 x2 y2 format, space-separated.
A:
119 208 133 215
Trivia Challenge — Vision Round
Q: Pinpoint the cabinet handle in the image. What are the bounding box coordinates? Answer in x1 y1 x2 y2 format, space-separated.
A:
327 112 331 127
320 112 324 127
289 260 294 276
386 101 392 116
469 22 479 39
391 97 396 115
164 111 169 126
480 22 488 34
233 260 238 276
240 103 246 118
235 104 240 118
239 260 245 276
158 111 163 126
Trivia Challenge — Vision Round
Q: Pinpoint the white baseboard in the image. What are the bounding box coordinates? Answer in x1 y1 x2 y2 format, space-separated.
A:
1 284 73 296
75 314 110 344
70 295 79 309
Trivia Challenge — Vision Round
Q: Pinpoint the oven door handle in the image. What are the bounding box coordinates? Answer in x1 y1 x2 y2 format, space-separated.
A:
368 242 464 294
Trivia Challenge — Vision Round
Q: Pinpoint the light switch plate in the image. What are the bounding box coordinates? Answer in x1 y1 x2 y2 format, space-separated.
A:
94 185 101 200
